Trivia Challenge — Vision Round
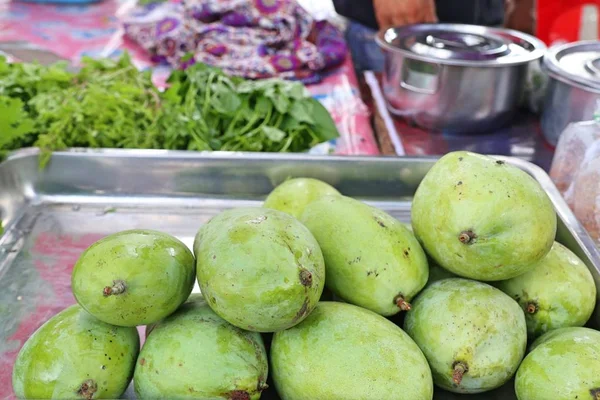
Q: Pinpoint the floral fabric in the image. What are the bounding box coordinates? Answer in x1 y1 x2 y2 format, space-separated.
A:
121 0 347 83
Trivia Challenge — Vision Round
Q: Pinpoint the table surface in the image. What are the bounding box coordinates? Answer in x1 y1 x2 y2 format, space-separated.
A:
359 71 557 172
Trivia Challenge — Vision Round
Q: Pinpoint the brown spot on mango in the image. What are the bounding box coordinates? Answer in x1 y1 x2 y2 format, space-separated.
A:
293 298 310 323
229 390 251 400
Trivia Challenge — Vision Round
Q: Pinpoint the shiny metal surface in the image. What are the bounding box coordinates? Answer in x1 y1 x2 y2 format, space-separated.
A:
0 149 598 400
543 40 600 91
540 76 600 146
376 24 546 67
540 41 600 145
379 53 529 133
376 24 544 133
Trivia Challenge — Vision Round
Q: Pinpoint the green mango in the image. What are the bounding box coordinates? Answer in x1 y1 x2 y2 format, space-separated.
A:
434 379 516 400
300 195 429 316
529 326 599 350
404 278 527 394
145 292 204 339
72 229 196 327
134 295 268 399
411 151 557 281
408 224 454 288
194 207 325 332
263 178 340 219
12 304 139 399
426 264 457 286
496 242 597 338
515 327 600 400
271 301 433 400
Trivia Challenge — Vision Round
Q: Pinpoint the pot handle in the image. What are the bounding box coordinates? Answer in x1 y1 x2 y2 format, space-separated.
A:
400 60 441 95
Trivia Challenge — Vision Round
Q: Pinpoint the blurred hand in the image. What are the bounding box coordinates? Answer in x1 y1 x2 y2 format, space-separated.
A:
504 0 535 34
373 0 438 30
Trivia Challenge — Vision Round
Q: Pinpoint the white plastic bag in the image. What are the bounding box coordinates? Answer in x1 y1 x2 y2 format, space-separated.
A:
550 103 600 244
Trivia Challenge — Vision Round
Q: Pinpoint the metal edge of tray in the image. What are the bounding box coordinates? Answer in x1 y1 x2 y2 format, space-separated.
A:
0 147 433 247
2 146 411 163
1 147 598 276
0 148 599 400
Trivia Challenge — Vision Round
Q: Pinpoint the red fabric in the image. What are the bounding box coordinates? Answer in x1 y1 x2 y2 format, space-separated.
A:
537 1 600 45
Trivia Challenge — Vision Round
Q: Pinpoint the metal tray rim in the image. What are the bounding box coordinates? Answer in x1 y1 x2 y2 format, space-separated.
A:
1 147 599 273
0 147 599 400
4 147 435 164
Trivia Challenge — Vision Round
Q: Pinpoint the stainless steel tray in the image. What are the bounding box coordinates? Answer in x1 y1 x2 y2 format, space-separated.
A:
1 148 598 400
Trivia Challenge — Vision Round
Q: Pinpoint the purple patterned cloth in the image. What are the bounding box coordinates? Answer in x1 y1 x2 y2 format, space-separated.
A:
121 0 347 82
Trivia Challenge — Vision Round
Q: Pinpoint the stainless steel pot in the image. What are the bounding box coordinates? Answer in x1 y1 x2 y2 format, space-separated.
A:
376 24 546 133
541 41 600 146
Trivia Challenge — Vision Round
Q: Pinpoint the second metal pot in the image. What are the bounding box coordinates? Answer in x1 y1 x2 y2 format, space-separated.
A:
540 41 600 146
376 24 546 133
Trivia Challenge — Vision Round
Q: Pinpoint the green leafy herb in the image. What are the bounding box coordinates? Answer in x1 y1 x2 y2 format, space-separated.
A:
0 57 72 155
32 54 164 166
0 52 340 166
0 96 35 147
163 62 339 153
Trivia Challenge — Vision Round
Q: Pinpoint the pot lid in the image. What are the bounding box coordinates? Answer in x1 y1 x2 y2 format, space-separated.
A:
376 23 546 67
543 40 600 90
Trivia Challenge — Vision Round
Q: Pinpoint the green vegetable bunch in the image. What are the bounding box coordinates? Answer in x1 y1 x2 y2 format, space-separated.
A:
0 53 339 167
162 63 338 152
0 57 72 153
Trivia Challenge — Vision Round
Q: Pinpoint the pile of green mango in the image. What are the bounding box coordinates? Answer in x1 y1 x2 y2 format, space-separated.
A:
11 151 600 400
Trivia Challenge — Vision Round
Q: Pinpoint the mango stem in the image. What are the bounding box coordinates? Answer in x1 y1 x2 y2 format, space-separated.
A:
526 302 538 314
458 230 476 244
394 295 412 311
258 382 269 391
452 361 468 385
590 388 600 399
103 280 127 297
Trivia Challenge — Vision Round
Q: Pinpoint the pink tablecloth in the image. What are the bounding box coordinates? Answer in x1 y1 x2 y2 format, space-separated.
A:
0 0 379 156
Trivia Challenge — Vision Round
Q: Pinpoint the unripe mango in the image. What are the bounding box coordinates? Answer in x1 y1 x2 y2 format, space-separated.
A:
72 229 196 327
271 301 434 400
404 278 527 394
515 327 600 400
411 151 557 281
263 178 340 219
300 195 429 316
134 295 268 399
12 305 139 399
195 207 325 332
496 242 597 338
427 264 457 286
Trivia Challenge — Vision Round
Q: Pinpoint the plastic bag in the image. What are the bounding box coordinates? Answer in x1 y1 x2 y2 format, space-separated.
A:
550 104 600 244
